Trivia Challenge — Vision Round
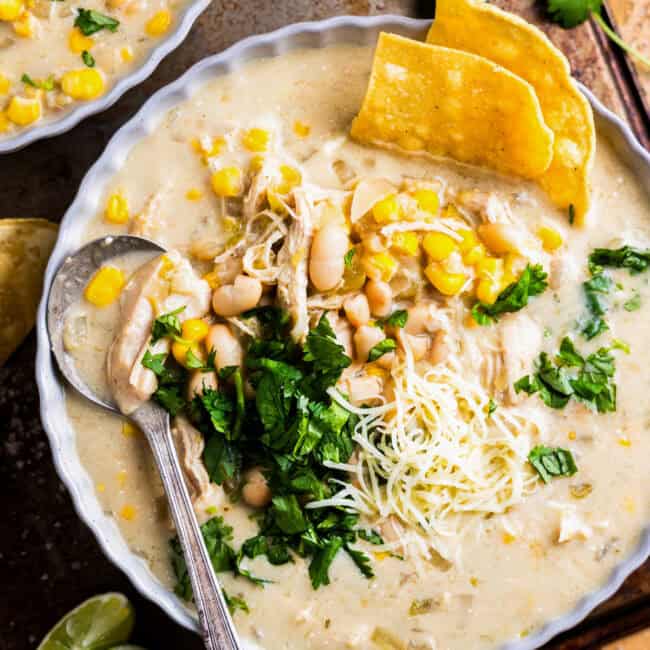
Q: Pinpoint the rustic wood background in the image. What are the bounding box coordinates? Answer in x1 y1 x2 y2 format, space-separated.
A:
0 1 648 649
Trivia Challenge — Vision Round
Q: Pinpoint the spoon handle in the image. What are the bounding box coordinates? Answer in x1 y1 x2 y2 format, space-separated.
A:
132 402 241 650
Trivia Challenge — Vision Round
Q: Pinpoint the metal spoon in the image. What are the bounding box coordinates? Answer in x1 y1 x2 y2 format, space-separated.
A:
47 235 241 650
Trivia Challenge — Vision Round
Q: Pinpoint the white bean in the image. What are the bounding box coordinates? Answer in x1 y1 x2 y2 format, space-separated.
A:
353 325 385 364
309 222 348 291
401 332 430 361
186 370 218 400
405 304 433 335
344 294 370 328
241 467 272 508
205 324 243 370
365 280 392 318
430 330 450 365
212 274 262 317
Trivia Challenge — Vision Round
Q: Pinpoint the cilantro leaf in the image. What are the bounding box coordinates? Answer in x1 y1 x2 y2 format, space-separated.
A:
151 306 184 342
345 545 374 579
74 8 120 35
303 314 351 391
203 434 241 485
368 338 396 362
528 445 577 483
357 528 384 545
223 590 249 615
308 536 343 589
344 248 356 268
271 495 309 535
81 50 95 67
547 0 601 28
152 385 185 416
472 264 548 325
198 388 233 435
378 309 408 329
580 272 611 340
589 246 650 275
487 399 497 416
624 291 641 312
171 516 236 600
21 74 55 91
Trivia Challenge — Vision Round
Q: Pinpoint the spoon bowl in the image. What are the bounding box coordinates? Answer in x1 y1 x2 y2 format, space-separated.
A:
46 234 241 650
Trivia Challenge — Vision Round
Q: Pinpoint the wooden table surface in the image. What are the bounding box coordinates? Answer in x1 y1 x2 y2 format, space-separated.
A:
1 2 648 649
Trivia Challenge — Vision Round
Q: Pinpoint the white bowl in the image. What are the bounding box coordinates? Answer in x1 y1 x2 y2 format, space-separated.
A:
35 15 650 649
0 0 210 154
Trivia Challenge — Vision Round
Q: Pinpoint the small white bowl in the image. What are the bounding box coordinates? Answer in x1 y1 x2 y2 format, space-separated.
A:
35 15 650 649
0 0 210 154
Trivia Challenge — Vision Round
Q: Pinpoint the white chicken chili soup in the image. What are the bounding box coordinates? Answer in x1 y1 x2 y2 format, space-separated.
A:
64 44 650 649
0 0 188 136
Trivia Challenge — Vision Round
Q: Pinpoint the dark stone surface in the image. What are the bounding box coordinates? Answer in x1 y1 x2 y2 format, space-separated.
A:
0 2 648 649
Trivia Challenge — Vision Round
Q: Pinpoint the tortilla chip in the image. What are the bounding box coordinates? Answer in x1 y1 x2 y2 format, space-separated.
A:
0 219 58 366
426 0 595 224
351 33 554 181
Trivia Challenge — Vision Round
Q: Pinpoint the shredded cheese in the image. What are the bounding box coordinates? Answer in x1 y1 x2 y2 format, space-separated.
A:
311 345 543 564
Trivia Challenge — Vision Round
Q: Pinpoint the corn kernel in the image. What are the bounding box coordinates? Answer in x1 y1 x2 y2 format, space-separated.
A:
202 270 220 289
537 225 563 252
502 532 516 544
469 577 479 587
121 46 134 62
463 243 486 266
211 166 242 197
145 9 171 36
476 279 501 305
122 421 140 437
116 469 127 487
413 189 439 215
364 252 397 282
104 193 129 224
0 73 10 94
171 340 204 368
119 504 136 521
475 255 502 280
422 232 457 262
6 95 41 126
275 164 301 194
0 111 9 133
456 228 478 253
96 482 106 493
293 120 310 138
391 231 419 256
84 266 125 307
185 188 203 201
242 127 269 152
373 551 390 561
618 436 631 447
68 27 94 54
61 68 105 100
0 0 23 20
12 10 35 37
568 430 576 440
425 263 466 296
624 497 635 514
182 318 209 342
249 154 264 173
372 194 401 224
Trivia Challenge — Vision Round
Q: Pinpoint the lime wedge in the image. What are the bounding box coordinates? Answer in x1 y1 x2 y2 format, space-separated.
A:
37 593 135 650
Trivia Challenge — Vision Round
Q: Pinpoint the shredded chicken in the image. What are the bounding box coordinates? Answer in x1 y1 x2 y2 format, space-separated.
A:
276 190 313 342
129 192 165 244
172 415 223 522
107 251 211 414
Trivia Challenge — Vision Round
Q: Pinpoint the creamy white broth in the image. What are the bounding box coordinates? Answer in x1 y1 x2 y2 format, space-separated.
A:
0 0 189 135
66 44 650 649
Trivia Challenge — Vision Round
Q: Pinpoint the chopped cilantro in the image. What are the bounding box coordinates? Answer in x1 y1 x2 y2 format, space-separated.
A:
151 306 184 342
357 528 384 545
344 248 356 268
515 337 618 413
368 338 396 362
546 0 650 68
487 399 497 415
21 74 55 91
528 445 577 483
223 591 249 615
624 291 641 312
580 272 611 340
378 309 408 329
74 8 120 35
81 50 95 67
589 245 650 275
568 203 575 225
471 264 548 325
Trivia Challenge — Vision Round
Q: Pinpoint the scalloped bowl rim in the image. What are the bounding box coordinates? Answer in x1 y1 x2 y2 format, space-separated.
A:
34 14 650 648
0 0 211 153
